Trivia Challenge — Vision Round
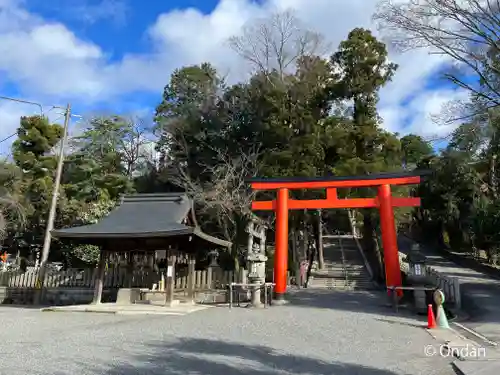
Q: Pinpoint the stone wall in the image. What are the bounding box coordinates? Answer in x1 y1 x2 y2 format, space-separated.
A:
0 287 117 306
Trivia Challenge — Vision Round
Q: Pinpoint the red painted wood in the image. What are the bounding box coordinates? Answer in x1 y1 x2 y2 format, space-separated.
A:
251 197 420 211
274 188 289 297
378 184 403 297
250 176 421 190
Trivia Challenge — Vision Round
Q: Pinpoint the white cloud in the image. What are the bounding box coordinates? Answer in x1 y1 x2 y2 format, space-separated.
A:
379 87 469 138
0 0 467 144
0 101 27 157
65 0 129 27
405 88 470 137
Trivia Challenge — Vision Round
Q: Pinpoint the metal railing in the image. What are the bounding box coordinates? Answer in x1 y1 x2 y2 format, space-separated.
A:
228 282 275 309
338 235 349 287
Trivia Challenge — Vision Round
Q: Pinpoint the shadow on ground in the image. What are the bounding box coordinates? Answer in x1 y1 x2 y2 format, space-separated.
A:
459 282 500 323
285 289 417 319
79 338 406 375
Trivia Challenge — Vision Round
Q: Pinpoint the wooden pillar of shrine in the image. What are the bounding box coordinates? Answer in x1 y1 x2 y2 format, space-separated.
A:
92 250 107 304
187 256 196 303
164 253 177 306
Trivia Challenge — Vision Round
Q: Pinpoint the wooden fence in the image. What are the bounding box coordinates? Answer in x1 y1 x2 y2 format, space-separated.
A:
0 267 237 291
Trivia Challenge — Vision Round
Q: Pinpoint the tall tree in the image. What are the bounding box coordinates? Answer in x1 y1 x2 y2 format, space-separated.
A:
230 12 335 274
11 116 63 259
64 115 141 202
155 64 261 269
0 161 25 241
329 28 401 281
400 134 434 169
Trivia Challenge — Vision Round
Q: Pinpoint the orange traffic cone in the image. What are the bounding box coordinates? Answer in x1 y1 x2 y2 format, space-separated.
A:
427 304 437 329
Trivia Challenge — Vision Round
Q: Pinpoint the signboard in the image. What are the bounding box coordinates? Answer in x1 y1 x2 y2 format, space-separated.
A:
414 264 422 276
166 265 173 277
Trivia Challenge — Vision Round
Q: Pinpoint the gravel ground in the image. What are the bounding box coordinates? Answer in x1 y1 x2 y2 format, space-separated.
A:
0 289 457 375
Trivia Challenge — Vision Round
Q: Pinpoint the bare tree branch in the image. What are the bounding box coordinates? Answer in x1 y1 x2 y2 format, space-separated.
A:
170 139 264 243
228 9 328 85
374 0 500 110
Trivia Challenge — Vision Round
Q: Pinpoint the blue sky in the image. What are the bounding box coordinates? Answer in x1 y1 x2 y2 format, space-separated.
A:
0 0 467 156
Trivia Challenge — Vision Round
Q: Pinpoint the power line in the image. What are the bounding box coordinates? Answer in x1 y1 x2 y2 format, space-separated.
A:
0 96 44 115
0 133 16 144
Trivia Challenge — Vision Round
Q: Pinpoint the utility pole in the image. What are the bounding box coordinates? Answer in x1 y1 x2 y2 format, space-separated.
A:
34 103 71 305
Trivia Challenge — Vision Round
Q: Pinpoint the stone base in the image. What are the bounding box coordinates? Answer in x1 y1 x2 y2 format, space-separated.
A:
116 288 141 304
272 299 289 306
162 299 180 307
273 293 288 306
247 302 266 309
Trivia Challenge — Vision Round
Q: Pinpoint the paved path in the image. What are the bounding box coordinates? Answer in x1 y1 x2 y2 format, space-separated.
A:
0 289 454 375
398 235 500 344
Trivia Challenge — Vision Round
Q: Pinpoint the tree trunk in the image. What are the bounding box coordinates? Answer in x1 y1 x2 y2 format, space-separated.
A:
362 212 383 282
316 209 324 270
291 228 301 287
303 223 309 265
304 236 316 288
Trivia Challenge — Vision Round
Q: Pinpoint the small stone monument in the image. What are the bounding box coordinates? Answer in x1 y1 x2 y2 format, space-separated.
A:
405 243 428 313
208 249 220 268
246 221 268 308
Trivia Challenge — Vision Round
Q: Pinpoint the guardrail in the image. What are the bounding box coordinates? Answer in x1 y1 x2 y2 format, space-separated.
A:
228 282 275 309
347 210 374 280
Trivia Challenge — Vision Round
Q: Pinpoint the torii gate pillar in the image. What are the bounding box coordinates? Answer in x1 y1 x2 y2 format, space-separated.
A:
378 184 401 294
274 188 289 302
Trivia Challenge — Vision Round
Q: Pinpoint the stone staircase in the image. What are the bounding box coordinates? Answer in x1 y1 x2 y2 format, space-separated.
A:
307 234 376 290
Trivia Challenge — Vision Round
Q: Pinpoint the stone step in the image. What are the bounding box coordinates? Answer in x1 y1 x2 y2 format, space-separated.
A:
324 247 359 251
307 283 376 291
311 271 370 279
309 280 372 287
309 281 372 288
317 265 366 271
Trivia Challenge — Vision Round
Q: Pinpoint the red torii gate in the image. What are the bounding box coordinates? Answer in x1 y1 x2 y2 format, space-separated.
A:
248 171 428 302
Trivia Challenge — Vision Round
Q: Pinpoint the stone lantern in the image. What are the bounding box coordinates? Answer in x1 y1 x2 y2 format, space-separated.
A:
208 249 220 268
246 221 268 308
247 242 267 308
